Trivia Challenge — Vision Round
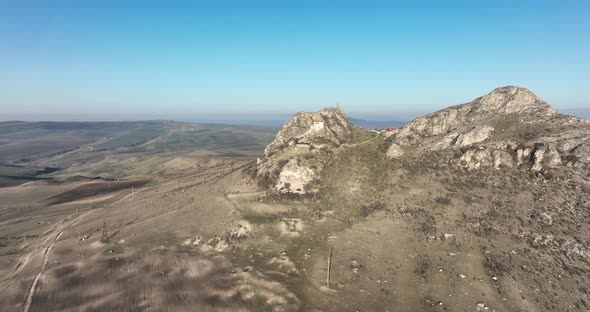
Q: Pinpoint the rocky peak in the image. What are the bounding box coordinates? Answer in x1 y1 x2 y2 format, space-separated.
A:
256 107 353 194
394 86 556 145
263 106 353 157
388 86 590 174
470 86 556 115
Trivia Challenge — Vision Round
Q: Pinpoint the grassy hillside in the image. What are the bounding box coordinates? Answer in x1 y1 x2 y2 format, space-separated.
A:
0 121 277 163
0 121 277 187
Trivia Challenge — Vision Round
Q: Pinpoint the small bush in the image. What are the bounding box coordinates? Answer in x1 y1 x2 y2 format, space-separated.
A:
415 255 431 280
1 248 26 256
434 196 451 205
482 253 511 277
359 201 386 218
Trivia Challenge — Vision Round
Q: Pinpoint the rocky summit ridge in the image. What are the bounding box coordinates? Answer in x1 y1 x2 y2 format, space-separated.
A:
394 86 557 145
256 86 590 194
389 86 590 174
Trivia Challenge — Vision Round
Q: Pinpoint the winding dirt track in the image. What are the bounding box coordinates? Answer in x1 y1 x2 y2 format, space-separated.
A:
18 189 142 312
20 213 92 312
17 165 245 311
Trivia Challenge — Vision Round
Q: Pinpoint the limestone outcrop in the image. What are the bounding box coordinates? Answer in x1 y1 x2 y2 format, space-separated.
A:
263 107 353 157
395 86 556 145
388 86 590 173
256 107 353 194
455 126 495 147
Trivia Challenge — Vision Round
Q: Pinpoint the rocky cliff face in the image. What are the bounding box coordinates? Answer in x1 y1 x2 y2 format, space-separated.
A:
395 86 556 144
389 86 590 174
263 107 352 156
256 107 353 194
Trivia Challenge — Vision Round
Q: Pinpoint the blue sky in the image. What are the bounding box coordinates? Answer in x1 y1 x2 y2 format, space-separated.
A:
1 1 589 122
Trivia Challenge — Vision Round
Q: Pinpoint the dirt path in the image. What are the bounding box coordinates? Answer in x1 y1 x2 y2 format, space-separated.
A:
225 191 264 209
17 188 143 312
0 223 63 290
15 166 249 311
340 133 381 148
21 217 82 312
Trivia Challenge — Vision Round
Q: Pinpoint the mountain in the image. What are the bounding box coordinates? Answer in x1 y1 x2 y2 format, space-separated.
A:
389 86 590 174
3 87 590 312
246 86 590 311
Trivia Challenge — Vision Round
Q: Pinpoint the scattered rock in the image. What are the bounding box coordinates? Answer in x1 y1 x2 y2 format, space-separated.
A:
233 270 300 311
183 236 202 246
476 302 490 311
278 218 304 236
203 221 252 252
443 233 455 240
351 259 363 274
267 256 299 275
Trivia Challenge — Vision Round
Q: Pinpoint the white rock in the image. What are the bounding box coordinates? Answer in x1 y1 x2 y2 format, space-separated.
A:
455 126 495 147
443 233 455 240
459 149 492 170
516 147 532 166
531 146 546 172
491 150 514 169
386 143 404 159
275 159 317 194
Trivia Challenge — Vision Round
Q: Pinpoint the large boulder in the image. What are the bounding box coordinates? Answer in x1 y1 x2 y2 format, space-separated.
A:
386 143 404 159
274 159 318 194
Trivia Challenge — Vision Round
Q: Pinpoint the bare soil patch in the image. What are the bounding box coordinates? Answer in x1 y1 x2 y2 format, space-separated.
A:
41 179 149 206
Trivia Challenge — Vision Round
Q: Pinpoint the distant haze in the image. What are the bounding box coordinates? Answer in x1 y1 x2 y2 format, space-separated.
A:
4 109 590 128
1 1 589 121
0 113 410 129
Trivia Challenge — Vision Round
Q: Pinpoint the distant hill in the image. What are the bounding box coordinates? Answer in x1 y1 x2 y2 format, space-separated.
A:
0 120 276 164
188 115 408 129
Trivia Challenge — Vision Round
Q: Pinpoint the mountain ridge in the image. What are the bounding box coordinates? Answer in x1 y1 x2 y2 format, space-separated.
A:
388 86 590 174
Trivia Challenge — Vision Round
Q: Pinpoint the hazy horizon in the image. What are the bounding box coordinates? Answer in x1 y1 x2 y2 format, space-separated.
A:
2 106 589 126
1 1 589 121
0 112 408 127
